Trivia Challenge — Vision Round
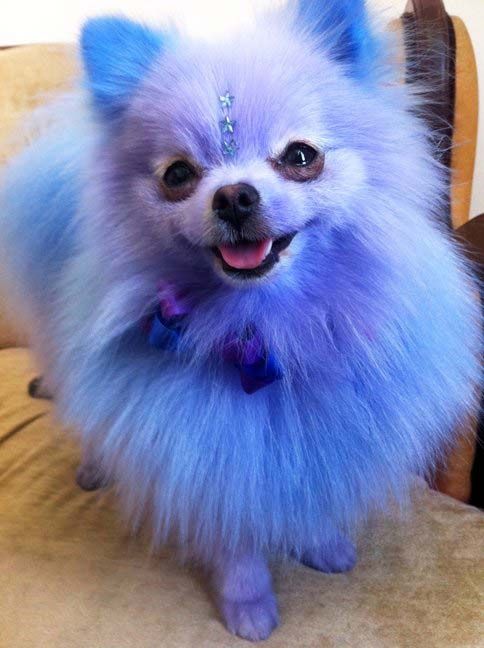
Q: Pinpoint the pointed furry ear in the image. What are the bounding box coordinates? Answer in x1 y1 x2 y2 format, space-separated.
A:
81 16 165 119
296 0 380 81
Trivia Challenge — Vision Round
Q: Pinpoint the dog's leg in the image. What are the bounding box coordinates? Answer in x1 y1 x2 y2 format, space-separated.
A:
299 533 357 573
211 552 279 642
28 375 53 400
76 449 110 491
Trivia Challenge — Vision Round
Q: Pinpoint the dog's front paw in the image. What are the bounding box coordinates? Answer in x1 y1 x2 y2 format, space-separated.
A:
219 592 279 642
212 553 279 641
300 535 357 573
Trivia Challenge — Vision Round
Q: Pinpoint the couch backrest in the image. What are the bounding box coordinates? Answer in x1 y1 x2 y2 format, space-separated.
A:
0 44 76 348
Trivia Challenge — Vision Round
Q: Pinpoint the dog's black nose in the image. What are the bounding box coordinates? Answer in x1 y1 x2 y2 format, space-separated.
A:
212 183 260 228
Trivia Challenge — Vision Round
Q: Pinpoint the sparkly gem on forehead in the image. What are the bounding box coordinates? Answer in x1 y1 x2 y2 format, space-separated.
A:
219 92 235 108
222 139 238 157
219 90 238 157
220 115 236 134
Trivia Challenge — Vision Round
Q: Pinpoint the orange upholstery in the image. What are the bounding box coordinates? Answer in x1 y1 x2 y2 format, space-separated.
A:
450 16 479 228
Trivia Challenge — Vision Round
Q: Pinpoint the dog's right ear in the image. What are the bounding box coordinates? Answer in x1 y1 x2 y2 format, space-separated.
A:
81 16 166 120
295 0 380 82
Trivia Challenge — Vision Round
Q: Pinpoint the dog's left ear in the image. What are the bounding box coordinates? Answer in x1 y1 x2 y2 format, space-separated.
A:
81 16 167 119
296 0 380 81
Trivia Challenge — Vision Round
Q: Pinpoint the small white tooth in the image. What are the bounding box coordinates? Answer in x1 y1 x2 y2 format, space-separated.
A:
263 239 273 259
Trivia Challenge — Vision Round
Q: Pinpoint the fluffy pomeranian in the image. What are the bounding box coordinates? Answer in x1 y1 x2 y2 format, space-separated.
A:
0 0 480 641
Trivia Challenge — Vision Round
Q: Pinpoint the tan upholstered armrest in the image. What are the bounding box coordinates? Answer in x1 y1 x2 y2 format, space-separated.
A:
0 44 77 348
450 16 479 229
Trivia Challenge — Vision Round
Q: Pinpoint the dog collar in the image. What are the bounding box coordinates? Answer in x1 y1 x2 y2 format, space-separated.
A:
146 282 283 395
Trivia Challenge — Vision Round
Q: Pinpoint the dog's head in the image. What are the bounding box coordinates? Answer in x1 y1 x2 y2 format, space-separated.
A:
80 3 433 294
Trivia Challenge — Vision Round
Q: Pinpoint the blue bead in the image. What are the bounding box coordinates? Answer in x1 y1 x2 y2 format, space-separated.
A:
148 312 180 351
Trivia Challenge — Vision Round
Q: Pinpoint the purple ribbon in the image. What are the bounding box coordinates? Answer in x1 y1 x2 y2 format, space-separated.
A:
146 283 283 394
221 327 283 394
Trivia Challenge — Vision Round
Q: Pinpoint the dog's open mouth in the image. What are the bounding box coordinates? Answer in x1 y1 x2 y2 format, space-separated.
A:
212 232 297 279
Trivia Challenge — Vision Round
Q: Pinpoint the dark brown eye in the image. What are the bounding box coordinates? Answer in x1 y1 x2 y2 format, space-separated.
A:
159 160 200 202
281 143 318 167
272 142 324 182
163 161 195 188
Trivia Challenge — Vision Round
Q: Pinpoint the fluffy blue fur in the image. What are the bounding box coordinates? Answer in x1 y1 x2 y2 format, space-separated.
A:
0 1 480 571
296 0 381 79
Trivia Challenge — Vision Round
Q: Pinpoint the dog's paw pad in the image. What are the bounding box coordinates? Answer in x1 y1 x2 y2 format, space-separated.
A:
76 463 108 491
220 592 279 642
301 536 357 573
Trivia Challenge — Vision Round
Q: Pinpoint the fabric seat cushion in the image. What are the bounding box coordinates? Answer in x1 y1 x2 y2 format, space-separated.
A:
0 347 483 647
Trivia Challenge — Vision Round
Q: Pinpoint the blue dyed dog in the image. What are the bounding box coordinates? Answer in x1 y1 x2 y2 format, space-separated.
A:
0 1 480 641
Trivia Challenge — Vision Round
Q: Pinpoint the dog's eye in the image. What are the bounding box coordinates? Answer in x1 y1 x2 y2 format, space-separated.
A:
282 143 318 167
158 160 200 202
163 161 196 188
272 142 324 182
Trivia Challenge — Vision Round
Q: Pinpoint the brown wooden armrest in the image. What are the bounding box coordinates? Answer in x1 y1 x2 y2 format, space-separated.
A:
434 215 484 504
455 214 484 274
402 0 479 229
402 0 455 229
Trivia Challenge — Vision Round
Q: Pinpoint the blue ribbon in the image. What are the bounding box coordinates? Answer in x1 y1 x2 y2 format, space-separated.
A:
148 310 182 352
238 351 283 395
147 308 283 394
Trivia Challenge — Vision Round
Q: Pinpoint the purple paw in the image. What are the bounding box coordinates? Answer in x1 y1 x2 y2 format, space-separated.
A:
212 554 279 641
219 592 279 642
300 535 357 573
76 462 109 491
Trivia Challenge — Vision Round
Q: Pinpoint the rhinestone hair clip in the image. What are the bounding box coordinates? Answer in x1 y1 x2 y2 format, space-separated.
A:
219 91 238 157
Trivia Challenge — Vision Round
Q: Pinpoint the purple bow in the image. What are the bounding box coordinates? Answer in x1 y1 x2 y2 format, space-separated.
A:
146 283 283 394
221 327 283 394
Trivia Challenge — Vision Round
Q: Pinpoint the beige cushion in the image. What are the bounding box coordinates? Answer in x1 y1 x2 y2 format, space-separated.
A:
1 347 483 647
0 44 77 348
0 44 77 164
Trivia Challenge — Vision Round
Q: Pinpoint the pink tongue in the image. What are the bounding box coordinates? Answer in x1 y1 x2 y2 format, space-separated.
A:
218 239 272 270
